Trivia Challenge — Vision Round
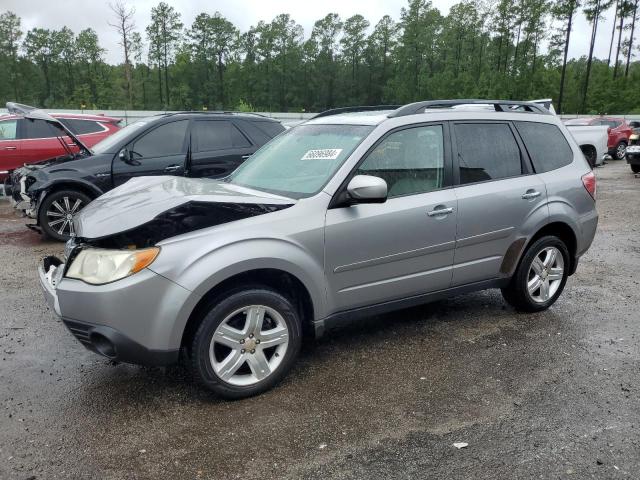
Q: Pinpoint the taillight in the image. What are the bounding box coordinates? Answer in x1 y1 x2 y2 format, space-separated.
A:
582 171 596 200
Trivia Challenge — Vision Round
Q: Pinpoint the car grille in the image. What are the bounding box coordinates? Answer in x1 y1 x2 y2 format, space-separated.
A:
63 319 93 348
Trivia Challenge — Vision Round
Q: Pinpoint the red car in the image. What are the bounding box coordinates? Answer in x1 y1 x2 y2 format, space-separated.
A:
0 112 121 181
564 116 632 160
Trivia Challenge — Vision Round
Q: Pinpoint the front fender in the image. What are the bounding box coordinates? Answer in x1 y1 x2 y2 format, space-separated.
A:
150 237 328 342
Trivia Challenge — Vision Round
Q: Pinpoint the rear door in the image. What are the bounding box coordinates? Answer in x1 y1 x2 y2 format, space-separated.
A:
111 119 190 186
0 119 21 174
17 118 68 163
188 119 256 178
451 121 548 286
324 123 457 312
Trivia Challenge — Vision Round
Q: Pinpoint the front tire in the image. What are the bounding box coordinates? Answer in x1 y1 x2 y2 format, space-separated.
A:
38 189 92 241
502 236 570 312
190 287 302 399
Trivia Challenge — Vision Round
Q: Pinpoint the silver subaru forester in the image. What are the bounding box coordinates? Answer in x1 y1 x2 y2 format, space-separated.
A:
38 100 598 399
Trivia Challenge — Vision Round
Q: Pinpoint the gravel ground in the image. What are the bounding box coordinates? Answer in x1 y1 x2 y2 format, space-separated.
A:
0 160 639 480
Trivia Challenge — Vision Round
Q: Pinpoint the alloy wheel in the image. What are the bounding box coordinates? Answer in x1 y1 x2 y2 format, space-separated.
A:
45 196 83 237
527 246 565 303
210 305 289 386
616 142 627 159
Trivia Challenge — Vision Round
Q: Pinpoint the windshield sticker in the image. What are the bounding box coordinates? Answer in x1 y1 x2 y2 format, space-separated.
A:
301 149 343 160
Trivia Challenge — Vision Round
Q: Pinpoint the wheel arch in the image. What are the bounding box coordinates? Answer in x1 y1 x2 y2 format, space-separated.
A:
180 268 316 351
505 221 578 278
35 180 102 217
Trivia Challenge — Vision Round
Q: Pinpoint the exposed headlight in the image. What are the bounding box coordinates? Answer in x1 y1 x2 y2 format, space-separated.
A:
631 134 639 140
66 247 160 285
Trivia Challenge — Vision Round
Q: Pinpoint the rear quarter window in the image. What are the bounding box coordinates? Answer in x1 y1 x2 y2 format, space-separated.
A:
515 121 574 173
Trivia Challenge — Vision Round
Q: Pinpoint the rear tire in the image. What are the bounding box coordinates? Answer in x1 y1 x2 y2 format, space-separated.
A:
190 287 302 399
631 164 640 174
615 141 627 160
38 189 92 242
502 236 570 312
581 145 597 168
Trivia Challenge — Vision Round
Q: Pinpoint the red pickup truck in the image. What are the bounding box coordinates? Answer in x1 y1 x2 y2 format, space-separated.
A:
0 112 121 181
564 116 633 160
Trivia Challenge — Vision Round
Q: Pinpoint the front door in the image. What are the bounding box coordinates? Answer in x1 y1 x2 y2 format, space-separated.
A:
451 121 548 286
112 119 190 187
324 123 457 313
0 119 20 175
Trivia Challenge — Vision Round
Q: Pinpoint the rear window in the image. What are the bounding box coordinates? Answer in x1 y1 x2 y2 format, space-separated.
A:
59 119 105 135
515 121 573 173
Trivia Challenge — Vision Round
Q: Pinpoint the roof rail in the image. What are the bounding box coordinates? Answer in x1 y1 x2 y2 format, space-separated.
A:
388 99 551 118
163 111 270 118
312 105 402 119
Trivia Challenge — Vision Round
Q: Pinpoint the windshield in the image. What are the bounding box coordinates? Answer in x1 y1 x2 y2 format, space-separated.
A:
227 124 373 198
91 118 153 154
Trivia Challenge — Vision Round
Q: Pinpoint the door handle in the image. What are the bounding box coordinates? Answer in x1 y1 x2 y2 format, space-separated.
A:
241 154 251 160
4 146 17 150
67 143 76 147
521 190 541 200
164 165 182 172
427 206 454 217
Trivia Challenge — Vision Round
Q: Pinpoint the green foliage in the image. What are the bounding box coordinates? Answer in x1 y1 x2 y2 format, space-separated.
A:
0 0 639 113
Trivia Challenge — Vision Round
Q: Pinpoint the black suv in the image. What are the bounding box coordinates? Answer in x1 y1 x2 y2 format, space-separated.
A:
10 112 285 241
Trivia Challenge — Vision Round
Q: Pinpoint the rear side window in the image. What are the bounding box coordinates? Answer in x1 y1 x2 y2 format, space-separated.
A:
454 123 522 184
194 121 251 152
0 120 17 140
130 120 188 158
253 121 285 139
21 119 60 139
59 119 105 135
515 122 573 173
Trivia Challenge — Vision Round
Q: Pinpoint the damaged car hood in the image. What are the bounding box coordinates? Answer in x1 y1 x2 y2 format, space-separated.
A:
74 176 295 244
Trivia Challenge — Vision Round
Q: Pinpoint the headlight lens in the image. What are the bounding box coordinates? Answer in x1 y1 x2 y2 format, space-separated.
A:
631 134 639 140
66 247 160 285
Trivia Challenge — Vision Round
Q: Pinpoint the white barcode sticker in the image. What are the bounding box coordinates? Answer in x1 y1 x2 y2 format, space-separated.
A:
301 149 343 160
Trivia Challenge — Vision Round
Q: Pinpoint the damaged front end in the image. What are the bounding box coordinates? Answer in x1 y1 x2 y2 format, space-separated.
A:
68 176 296 250
7 167 39 217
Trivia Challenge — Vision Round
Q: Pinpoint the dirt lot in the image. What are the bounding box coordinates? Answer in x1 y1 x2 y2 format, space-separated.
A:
1 161 639 480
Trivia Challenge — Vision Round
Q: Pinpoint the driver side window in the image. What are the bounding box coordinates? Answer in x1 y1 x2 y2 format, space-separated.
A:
130 120 189 158
356 125 445 198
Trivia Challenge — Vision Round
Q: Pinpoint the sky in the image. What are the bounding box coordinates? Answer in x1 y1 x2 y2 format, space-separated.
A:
1 0 624 65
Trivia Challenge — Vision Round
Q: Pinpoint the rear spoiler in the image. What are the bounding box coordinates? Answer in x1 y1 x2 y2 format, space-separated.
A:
6 102 92 155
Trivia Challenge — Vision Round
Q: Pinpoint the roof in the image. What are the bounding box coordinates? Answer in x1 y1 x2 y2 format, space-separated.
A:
161 111 282 122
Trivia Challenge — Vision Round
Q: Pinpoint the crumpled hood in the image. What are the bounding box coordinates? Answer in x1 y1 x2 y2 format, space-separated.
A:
74 176 295 241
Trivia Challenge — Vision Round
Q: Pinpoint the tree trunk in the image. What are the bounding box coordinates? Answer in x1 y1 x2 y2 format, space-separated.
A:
218 53 224 107
582 0 601 113
608 0 619 65
614 11 625 78
558 4 575 114
163 38 170 108
625 0 638 76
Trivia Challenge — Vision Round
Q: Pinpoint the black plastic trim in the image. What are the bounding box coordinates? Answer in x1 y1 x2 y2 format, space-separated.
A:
62 319 179 366
313 278 509 337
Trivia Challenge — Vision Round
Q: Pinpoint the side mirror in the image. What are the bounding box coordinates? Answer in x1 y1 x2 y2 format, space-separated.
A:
346 175 388 205
119 149 129 162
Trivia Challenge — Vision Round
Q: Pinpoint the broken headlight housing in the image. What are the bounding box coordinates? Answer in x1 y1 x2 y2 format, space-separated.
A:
66 247 160 285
